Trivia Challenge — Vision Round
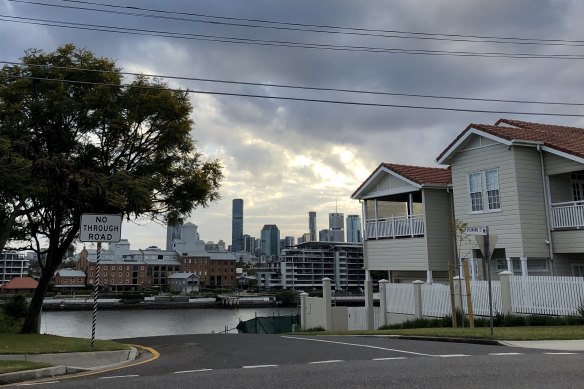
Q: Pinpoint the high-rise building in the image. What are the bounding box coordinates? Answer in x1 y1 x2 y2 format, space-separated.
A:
284 236 295 248
346 215 362 243
308 211 317 241
232 199 244 252
260 225 280 258
329 212 345 242
166 220 183 251
319 229 332 242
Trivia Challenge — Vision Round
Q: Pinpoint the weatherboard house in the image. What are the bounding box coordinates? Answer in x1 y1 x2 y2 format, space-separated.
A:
352 119 584 283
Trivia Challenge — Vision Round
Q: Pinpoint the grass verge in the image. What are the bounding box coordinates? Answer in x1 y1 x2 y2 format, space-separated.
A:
0 334 129 354
0 361 53 375
294 326 584 340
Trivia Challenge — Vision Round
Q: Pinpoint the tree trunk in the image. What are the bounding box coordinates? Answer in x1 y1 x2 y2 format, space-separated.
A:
21 265 55 333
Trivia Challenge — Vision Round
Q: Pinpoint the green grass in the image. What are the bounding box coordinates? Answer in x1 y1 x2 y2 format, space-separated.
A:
0 334 130 354
294 326 584 340
0 360 53 374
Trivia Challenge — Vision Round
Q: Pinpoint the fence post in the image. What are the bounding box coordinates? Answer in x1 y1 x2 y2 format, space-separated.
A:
413 280 424 319
300 292 308 330
499 271 513 316
322 278 332 331
453 276 463 313
365 271 374 330
378 279 389 327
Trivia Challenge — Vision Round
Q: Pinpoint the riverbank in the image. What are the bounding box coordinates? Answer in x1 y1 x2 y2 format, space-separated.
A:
42 299 281 311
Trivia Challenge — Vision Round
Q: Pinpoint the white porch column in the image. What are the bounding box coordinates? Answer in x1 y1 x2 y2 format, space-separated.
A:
426 270 433 285
365 270 374 330
470 258 477 281
506 257 513 273
378 279 389 327
520 257 528 278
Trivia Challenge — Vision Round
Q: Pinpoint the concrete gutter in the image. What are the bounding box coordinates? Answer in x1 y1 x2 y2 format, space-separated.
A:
0 347 138 385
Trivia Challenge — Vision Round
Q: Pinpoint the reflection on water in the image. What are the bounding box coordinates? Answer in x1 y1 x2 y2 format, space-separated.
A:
41 307 298 339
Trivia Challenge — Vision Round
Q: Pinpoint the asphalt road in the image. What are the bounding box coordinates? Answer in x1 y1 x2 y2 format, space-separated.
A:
9 335 584 388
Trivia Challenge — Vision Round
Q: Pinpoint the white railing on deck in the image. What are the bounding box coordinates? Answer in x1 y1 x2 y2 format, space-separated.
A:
365 215 425 239
551 201 584 229
511 276 584 316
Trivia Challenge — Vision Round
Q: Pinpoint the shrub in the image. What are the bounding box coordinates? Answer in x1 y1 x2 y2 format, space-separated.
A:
304 326 325 332
3 295 28 318
276 290 298 307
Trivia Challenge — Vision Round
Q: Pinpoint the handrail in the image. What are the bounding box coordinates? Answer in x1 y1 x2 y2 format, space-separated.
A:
551 200 584 207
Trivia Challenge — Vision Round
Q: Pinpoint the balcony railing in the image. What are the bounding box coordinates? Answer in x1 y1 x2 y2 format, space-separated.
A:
365 215 425 239
551 201 584 230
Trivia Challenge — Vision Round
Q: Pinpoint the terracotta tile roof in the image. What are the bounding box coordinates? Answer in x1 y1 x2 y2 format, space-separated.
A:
437 119 584 162
381 163 452 185
0 277 38 290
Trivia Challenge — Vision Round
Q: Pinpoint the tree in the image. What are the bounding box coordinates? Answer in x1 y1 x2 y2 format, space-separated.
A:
0 45 223 332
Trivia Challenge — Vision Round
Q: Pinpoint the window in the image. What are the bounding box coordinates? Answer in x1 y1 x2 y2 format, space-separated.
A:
572 264 584 277
469 170 501 212
571 171 584 201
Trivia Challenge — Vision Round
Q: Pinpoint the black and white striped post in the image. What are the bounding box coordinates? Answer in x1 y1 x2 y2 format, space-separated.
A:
80 213 122 349
91 241 101 347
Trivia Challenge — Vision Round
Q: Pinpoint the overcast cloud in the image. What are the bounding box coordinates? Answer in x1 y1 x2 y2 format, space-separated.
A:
2 0 584 249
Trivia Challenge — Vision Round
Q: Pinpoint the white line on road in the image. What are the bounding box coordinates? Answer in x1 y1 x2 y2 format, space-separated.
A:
489 353 523 356
281 336 434 357
309 360 343 364
436 354 469 358
545 352 578 355
242 364 279 369
99 375 140 380
372 357 407 361
18 382 59 386
174 368 214 374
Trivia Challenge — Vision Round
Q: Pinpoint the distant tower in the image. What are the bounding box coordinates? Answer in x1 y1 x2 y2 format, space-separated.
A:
308 211 317 242
329 212 345 242
260 224 281 258
232 199 244 252
166 219 183 251
346 215 362 243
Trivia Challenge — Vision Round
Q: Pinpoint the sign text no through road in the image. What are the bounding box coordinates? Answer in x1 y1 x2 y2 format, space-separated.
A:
80 214 122 242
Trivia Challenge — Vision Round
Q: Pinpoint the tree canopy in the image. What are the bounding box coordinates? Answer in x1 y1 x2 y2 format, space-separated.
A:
0 44 223 332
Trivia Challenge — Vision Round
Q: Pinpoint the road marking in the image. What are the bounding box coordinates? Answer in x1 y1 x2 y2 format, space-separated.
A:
281 336 433 357
545 352 578 355
309 360 343 364
489 353 523 356
436 354 469 358
175 368 214 374
372 357 407 361
242 364 279 369
99 375 140 380
17 382 59 386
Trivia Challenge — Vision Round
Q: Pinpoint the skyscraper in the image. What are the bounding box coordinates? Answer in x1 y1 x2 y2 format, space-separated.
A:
346 214 362 243
166 220 183 251
232 199 244 252
260 224 280 258
308 211 317 242
329 212 345 242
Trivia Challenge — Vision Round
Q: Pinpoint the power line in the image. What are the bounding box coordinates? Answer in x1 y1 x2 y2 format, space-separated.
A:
2 14 584 60
2 60 584 107
53 0 584 46
4 74 584 118
8 0 584 48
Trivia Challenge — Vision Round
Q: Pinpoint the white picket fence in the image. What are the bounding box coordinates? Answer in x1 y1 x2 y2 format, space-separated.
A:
511 276 584 316
347 306 381 330
421 284 452 317
386 283 416 314
461 280 502 316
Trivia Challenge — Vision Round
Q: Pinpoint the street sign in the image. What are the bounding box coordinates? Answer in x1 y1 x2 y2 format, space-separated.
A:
475 235 498 257
465 226 487 235
80 214 122 242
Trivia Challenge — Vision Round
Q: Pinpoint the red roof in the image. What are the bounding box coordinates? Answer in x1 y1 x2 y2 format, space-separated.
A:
0 277 38 290
381 163 452 185
437 119 584 162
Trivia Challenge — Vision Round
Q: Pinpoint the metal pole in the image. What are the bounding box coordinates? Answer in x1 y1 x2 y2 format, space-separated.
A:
485 227 494 335
91 242 101 347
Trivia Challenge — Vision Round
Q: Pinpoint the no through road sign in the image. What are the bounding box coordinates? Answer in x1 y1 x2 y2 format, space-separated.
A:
80 214 122 242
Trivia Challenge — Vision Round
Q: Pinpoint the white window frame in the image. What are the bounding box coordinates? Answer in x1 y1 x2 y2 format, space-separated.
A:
468 169 501 214
572 264 584 277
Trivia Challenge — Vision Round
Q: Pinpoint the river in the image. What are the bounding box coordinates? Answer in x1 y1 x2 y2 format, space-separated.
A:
40 307 299 339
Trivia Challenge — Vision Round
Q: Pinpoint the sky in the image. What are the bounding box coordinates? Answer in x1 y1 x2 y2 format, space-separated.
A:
2 0 584 250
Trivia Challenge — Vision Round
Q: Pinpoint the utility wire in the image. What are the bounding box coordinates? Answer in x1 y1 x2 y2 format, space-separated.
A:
1 15 584 60
4 74 584 118
7 0 584 48
2 60 584 107
53 0 584 46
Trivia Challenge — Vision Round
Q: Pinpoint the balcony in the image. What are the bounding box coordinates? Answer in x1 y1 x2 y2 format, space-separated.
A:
551 201 584 230
365 215 425 239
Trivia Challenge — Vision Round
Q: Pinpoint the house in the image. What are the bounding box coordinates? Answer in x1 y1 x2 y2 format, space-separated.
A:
52 269 87 289
353 119 584 282
351 163 453 283
0 277 38 294
167 272 199 294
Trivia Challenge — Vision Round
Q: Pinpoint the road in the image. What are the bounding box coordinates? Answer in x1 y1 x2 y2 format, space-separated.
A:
9 335 584 388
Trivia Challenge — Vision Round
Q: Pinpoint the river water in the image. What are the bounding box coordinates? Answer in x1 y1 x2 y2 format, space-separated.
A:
40 307 299 339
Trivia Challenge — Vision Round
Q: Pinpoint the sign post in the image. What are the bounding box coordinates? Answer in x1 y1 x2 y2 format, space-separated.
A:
80 214 122 347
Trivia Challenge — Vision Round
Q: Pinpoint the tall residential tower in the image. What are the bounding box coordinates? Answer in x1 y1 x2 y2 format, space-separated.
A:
232 199 244 252
308 211 317 242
